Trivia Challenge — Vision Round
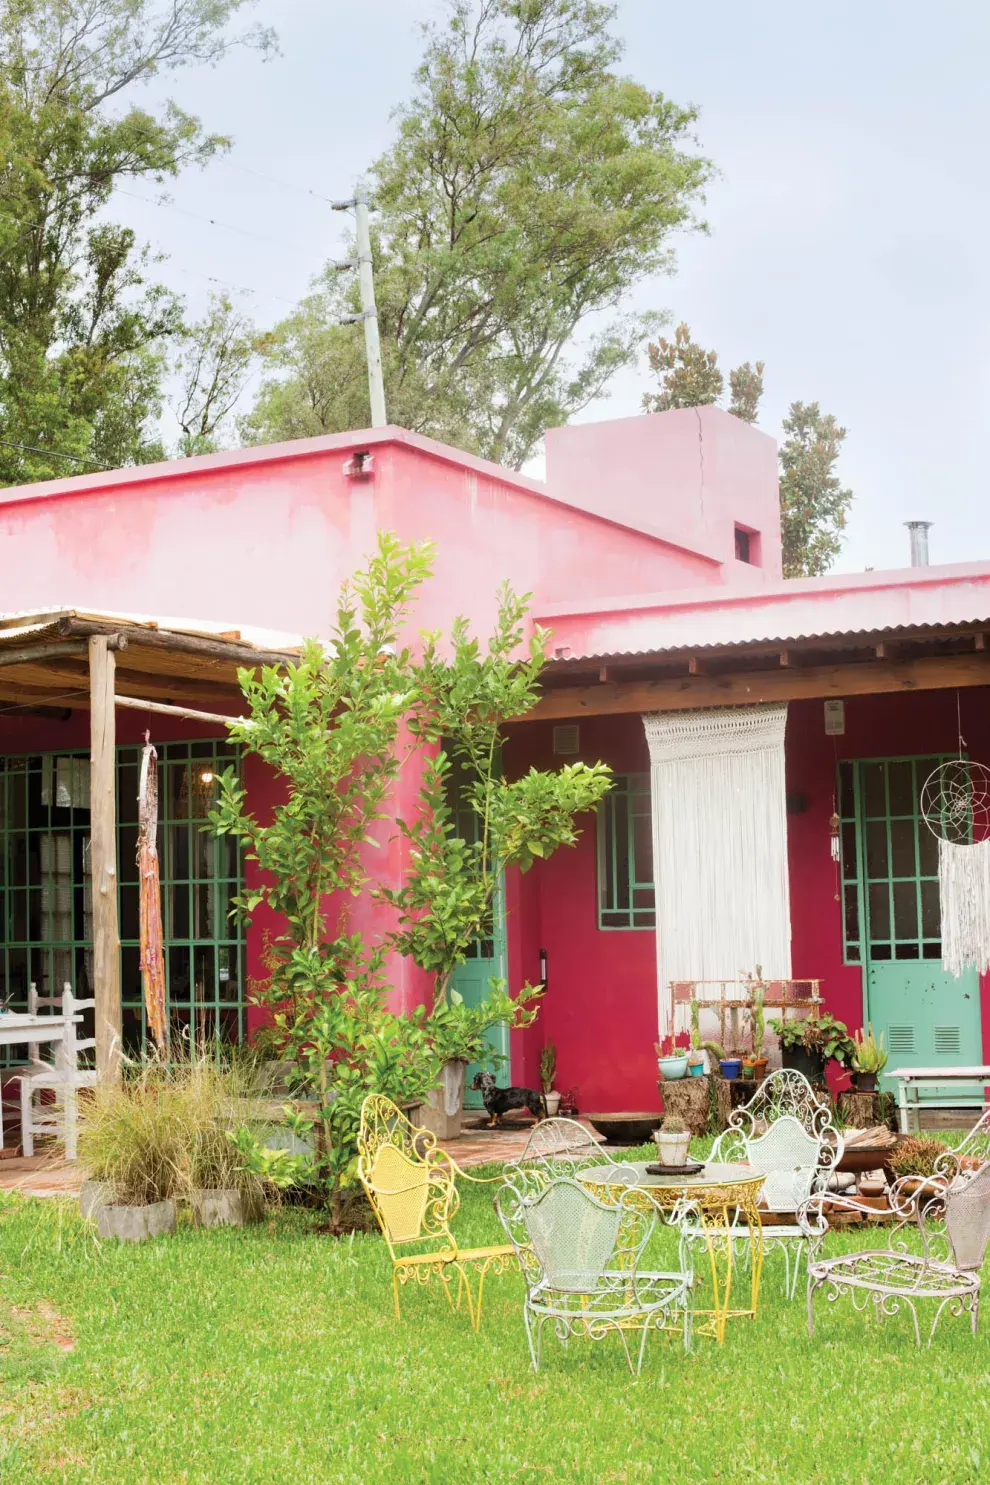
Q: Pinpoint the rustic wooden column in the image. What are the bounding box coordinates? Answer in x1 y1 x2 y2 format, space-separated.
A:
89 636 121 1081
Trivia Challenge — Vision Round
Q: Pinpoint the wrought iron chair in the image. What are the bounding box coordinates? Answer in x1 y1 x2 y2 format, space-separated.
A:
357 1094 515 1332
800 1141 990 1345
503 1116 634 1192
681 1070 844 1299
495 1173 695 1375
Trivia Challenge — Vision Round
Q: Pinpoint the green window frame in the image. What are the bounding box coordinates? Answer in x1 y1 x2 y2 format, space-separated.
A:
0 740 244 1064
837 755 951 966
597 773 655 930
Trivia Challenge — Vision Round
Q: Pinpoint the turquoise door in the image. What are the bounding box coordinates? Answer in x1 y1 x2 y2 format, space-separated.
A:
849 757 982 1098
445 755 510 1111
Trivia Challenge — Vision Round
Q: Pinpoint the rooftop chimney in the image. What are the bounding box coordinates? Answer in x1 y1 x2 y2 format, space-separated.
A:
905 520 932 567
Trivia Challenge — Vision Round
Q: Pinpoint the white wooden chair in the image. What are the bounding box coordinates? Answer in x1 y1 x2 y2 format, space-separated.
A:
19 982 95 1161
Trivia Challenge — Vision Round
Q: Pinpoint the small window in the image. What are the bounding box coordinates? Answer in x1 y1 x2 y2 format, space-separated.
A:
734 525 761 564
597 774 655 929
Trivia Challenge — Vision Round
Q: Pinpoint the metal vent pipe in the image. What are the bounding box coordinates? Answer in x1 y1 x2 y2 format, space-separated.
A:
905 520 932 567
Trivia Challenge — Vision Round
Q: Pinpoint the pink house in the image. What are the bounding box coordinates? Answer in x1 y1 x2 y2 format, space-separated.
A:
1 406 988 1119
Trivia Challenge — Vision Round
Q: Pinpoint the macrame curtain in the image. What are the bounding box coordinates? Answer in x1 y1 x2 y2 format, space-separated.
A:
643 704 792 1039
939 837 990 977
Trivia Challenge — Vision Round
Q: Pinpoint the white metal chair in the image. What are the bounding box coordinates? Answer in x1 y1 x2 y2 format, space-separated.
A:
682 1070 844 1299
503 1116 633 1192
19 983 95 1161
801 1158 990 1346
495 1174 695 1375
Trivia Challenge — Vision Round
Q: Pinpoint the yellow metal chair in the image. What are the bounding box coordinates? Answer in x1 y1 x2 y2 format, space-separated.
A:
357 1094 516 1331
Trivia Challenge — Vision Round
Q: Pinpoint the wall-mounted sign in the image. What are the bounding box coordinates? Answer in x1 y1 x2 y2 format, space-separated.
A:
824 699 846 736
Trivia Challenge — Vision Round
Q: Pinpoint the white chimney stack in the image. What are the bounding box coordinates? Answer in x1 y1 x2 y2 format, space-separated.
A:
905 521 932 567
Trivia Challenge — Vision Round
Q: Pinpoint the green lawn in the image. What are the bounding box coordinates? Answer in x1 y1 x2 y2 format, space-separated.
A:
2 1151 989 1484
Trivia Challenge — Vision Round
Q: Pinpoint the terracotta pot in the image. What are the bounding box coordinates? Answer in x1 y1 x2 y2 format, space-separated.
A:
750 1057 769 1081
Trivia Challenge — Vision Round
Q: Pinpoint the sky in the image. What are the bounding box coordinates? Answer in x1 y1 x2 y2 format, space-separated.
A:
112 0 990 574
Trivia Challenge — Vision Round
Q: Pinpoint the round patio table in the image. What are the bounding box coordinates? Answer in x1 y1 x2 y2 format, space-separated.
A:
578 1161 766 1344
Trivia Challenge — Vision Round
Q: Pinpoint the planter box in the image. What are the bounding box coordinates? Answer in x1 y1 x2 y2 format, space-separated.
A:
415 1059 468 1142
79 1179 111 1222
97 1198 177 1242
190 1187 263 1228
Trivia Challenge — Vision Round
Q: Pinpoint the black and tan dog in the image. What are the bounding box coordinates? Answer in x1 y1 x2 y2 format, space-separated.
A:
471 1069 545 1127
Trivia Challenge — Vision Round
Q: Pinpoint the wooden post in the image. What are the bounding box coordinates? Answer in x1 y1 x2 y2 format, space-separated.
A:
89 636 121 1081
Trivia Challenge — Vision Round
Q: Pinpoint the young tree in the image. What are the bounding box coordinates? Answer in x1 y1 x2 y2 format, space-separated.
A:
379 585 611 1058
778 401 853 577
0 0 275 484
244 0 712 468
727 360 765 424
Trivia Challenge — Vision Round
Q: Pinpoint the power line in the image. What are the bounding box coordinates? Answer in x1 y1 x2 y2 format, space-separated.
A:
170 263 300 309
214 159 335 206
114 187 321 256
0 437 98 468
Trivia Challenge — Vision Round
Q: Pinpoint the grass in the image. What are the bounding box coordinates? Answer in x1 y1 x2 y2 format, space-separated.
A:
2 1144 990 1483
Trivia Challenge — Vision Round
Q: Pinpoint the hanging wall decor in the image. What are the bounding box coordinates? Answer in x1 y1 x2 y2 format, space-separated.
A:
643 704 791 1041
921 756 990 978
138 739 168 1049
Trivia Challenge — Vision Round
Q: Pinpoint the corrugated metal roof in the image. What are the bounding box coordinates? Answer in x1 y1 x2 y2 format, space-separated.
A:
536 563 990 661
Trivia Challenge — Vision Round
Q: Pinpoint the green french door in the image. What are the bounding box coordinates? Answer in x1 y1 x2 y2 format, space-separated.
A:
445 755 509 1111
841 756 981 1095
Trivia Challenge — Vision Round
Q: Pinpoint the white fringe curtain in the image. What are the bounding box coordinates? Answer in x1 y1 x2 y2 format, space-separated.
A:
939 837 990 977
643 704 792 1039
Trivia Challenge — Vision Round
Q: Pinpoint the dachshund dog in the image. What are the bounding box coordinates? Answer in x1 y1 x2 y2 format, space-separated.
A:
471 1069 545 1127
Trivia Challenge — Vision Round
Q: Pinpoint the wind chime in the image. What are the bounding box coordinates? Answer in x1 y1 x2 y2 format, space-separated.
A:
920 701 990 977
138 736 168 1050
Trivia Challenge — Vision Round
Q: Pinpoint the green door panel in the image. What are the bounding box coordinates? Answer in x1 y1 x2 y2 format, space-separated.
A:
852 755 983 1100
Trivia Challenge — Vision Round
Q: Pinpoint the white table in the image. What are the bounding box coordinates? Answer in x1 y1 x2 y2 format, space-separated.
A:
0 1012 75 1155
889 1065 990 1134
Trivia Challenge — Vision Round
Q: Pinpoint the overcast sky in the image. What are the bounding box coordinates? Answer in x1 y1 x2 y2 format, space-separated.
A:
115 0 990 575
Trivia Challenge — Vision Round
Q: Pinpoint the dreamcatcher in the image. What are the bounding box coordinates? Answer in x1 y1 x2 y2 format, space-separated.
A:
920 709 990 977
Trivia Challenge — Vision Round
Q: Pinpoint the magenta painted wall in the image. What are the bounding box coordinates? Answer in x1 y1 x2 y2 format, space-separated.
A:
503 714 660 1114
0 422 770 644
545 406 782 584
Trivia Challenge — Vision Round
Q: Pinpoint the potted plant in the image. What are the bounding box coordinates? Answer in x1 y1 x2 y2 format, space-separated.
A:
686 1003 706 1077
78 1071 186 1241
540 1041 561 1116
886 1135 950 1200
747 975 769 1081
769 1013 855 1083
654 1114 692 1167
851 1024 887 1092
183 1061 267 1228
719 1054 743 1080
655 1036 688 1081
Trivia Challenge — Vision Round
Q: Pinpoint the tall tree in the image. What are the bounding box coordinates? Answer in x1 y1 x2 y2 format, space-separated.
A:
244 0 712 468
172 293 258 457
0 0 274 484
778 401 853 578
641 321 723 411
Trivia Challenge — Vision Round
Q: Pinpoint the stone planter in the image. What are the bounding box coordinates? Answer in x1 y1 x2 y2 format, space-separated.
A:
190 1187 262 1228
97 1198 177 1242
416 1058 469 1141
661 1074 731 1136
79 1179 111 1221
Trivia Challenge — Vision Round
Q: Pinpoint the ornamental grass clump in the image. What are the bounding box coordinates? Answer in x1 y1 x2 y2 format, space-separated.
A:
79 1067 189 1207
180 1058 268 1205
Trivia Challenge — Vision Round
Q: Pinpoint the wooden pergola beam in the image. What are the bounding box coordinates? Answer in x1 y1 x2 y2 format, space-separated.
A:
89 637 121 1083
522 651 990 721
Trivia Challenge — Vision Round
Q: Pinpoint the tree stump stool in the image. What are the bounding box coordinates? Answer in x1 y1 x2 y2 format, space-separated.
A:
837 1090 879 1129
660 1075 732 1136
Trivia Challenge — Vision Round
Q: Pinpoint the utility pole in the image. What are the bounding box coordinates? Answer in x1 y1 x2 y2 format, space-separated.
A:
332 181 387 427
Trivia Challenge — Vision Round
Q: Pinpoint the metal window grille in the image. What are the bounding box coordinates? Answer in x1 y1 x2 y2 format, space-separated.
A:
0 740 244 1065
838 754 953 967
597 773 655 930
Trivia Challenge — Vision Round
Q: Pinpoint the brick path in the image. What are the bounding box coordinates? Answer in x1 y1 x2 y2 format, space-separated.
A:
0 1115 599 1199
